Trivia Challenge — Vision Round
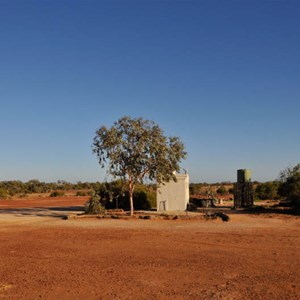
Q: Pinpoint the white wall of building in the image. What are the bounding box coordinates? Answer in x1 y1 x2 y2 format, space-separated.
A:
157 173 189 211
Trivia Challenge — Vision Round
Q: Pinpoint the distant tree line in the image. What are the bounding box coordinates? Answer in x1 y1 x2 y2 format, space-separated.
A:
0 180 102 199
190 181 284 200
189 183 234 197
1 163 299 213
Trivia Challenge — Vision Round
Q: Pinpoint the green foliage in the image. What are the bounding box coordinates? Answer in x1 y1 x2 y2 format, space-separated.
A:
92 116 186 214
26 179 48 193
0 180 100 197
92 181 156 210
279 164 300 183
278 164 300 212
84 193 105 214
75 191 87 196
0 180 29 196
49 191 65 197
189 183 203 195
216 186 227 195
133 184 156 210
73 181 91 190
144 186 156 208
190 183 236 198
255 181 280 200
0 188 9 199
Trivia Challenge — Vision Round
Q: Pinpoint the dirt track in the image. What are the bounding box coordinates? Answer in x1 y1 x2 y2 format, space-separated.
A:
0 197 299 299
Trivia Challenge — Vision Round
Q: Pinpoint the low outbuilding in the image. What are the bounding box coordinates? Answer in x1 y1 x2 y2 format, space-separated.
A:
157 172 189 211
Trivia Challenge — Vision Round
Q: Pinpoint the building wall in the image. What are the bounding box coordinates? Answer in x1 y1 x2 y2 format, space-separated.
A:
156 173 189 211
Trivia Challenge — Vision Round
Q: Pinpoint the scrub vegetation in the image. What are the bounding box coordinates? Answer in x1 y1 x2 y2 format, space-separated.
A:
1 163 299 214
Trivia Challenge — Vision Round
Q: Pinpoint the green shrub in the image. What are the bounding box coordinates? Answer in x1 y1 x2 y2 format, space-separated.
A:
278 164 300 213
0 189 9 199
49 191 65 197
88 190 94 196
91 181 156 210
144 188 156 209
85 194 105 214
255 181 280 200
132 190 151 210
75 191 87 196
216 186 227 195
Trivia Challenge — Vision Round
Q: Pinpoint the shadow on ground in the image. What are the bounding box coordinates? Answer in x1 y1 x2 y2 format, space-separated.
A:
194 205 297 216
0 203 297 220
0 206 84 219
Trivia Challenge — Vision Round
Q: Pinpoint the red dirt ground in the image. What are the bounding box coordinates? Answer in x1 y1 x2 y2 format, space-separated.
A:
0 197 299 299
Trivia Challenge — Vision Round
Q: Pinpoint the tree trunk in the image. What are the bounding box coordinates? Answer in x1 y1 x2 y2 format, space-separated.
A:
129 178 134 216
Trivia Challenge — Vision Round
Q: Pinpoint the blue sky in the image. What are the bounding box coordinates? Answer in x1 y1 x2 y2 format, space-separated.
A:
0 0 299 183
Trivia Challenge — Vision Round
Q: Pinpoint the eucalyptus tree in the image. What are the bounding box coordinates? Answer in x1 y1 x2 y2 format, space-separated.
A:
92 116 186 216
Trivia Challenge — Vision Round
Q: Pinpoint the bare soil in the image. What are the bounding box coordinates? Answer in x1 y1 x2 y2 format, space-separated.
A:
0 197 299 299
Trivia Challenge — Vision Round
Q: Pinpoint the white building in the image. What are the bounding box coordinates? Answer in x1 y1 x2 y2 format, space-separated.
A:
156 172 189 211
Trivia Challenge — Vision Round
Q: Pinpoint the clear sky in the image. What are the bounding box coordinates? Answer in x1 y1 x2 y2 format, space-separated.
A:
0 0 299 183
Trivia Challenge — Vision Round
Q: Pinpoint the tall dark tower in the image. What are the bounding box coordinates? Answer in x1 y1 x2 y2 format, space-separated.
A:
234 169 254 208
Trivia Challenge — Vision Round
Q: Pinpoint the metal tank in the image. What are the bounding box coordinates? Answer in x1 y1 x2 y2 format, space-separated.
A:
234 169 253 208
237 169 252 183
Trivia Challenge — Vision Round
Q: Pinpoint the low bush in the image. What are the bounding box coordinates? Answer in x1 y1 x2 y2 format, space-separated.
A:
216 186 227 195
75 191 87 196
255 181 280 200
49 191 65 197
85 194 105 214
0 188 9 199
